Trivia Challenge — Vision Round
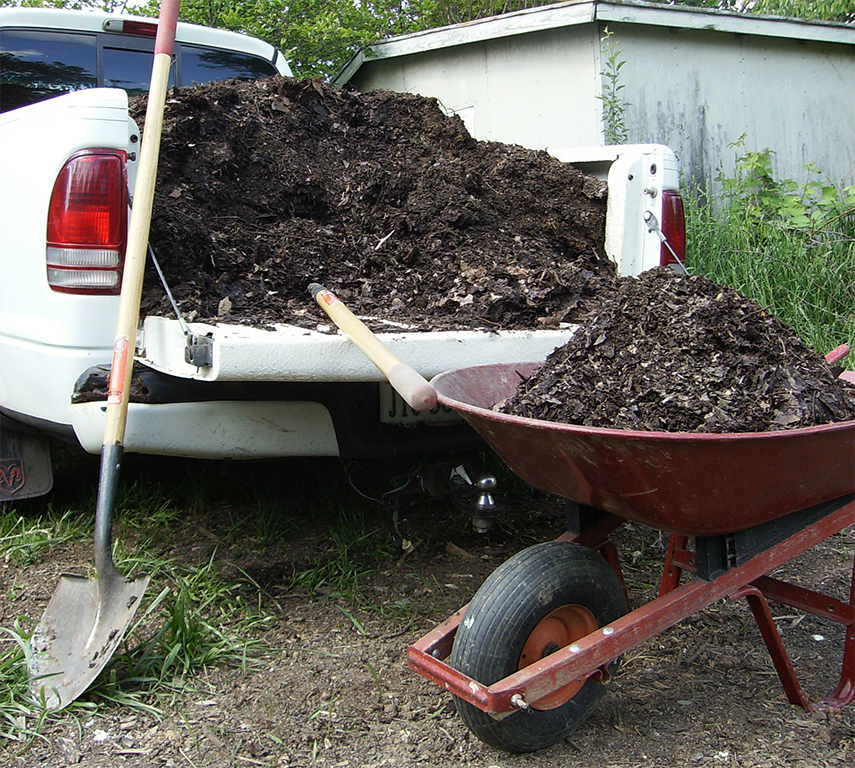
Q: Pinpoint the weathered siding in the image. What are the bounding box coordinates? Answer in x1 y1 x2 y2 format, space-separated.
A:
350 25 605 151
614 22 855 188
338 1 855 188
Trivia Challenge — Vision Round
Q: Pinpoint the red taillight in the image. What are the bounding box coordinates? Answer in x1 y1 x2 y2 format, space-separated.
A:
116 20 158 37
659 190 686 268
46 151 127 295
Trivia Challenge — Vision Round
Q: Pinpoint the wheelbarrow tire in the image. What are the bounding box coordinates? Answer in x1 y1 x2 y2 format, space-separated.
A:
450 540 627 753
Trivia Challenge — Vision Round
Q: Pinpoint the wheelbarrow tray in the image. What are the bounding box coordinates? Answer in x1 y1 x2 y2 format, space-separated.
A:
432 362 855 536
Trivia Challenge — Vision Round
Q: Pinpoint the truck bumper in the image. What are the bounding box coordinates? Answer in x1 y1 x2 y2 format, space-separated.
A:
70 399 341 458
69 365 480 458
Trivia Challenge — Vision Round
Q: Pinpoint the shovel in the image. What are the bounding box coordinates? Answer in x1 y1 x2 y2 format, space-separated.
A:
308 283 437 411
28 0 181 711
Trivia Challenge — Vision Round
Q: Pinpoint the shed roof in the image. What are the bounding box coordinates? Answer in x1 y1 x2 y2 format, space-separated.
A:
334 0 855 85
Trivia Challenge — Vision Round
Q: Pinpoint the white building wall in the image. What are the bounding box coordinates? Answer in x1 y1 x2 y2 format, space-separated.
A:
340 2 855 189
615 23 855 188
349 25 605 152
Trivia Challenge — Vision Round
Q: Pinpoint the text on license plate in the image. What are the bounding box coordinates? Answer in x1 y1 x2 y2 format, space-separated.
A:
379 383 461 425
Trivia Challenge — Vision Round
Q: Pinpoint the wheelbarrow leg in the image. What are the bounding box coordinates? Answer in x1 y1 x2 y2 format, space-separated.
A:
817 552 854 709
730 585 810 709
730 548 855 712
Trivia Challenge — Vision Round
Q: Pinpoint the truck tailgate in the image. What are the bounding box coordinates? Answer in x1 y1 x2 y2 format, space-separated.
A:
140 315 578 382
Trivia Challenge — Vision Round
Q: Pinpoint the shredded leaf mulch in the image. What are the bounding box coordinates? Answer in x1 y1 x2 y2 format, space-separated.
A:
498 269 855 432
135 76 611 333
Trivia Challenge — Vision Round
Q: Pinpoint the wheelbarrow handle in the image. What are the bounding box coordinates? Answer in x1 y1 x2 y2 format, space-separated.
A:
825 344 850 366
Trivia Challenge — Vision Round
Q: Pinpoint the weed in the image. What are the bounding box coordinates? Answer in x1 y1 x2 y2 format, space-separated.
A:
223 504 302 551
0 538 273 748
335 604 367 635
105 555 272 691
365 659 384 703
291 527 381 600
0 507 90 566
0 622 52 755
598 27 630 145
289 503 392 601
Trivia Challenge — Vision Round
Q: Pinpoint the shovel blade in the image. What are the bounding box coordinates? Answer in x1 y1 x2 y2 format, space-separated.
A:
28 571 149 710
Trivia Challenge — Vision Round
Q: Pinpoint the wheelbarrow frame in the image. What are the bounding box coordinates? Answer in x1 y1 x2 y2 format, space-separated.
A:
408 495 855 717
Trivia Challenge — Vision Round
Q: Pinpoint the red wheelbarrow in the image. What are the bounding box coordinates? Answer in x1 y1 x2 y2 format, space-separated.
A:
408 360 855 753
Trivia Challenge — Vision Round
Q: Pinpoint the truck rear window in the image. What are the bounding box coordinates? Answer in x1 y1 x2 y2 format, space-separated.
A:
0 29 97 112
103 45 175 98
181 45 278 86
1 27 279 113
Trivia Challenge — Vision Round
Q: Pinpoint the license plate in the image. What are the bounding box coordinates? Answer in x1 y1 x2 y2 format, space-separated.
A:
379 383 461 425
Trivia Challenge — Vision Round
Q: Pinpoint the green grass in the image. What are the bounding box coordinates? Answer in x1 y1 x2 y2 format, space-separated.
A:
0 452 427 753
0 507 90 566
87 554 274 710
288 501 402 602
0 623 51 754
686 196 855 362
0 466 286 753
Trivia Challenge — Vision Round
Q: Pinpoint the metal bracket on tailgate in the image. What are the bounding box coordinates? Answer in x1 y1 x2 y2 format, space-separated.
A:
146 242 214 369
184 334 214 368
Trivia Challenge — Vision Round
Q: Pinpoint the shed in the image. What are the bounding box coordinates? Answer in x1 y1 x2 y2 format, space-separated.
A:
334 0 855 189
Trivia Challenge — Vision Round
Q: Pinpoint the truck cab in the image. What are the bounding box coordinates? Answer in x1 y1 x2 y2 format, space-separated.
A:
1 7 291 113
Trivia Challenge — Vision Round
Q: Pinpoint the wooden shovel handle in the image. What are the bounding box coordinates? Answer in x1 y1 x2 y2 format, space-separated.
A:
104 0 180 447
309 283 438 412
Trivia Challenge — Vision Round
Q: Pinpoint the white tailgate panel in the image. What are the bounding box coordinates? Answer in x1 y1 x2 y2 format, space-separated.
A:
141 316 578 382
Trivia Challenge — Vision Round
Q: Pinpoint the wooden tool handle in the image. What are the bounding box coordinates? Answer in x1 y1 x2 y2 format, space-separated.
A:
104 0 180 447
309 283 437 412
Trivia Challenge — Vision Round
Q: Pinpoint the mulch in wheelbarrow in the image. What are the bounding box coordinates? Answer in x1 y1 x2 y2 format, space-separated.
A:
498 268 855 432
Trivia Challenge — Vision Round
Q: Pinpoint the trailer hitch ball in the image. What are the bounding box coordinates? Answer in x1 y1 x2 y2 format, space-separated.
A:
447 465 503 532
472 474 499 533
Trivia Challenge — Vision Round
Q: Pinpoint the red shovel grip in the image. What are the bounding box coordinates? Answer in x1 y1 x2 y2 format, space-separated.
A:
155 0 180 56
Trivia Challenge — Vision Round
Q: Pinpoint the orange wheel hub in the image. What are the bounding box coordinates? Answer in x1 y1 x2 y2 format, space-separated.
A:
517 604 598 710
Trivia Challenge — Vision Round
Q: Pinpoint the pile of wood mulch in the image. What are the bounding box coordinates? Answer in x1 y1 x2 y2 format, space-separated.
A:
134 76 612 332
498 269 855 432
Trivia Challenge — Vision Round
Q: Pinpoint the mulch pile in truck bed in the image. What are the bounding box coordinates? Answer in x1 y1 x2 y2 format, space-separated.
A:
130 77 855 432
134 76 611 333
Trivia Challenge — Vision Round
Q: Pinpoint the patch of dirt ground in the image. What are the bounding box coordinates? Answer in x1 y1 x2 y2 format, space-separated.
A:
1 453 853 768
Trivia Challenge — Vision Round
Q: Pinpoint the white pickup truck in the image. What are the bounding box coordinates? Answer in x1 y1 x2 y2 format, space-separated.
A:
0 8 686 500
